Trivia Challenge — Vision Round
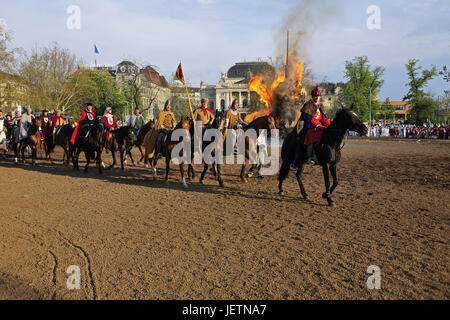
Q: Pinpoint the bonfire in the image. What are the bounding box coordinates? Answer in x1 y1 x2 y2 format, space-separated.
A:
244 54 308 125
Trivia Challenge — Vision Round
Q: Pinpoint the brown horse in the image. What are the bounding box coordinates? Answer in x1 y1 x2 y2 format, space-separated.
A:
19 117 42 166
144 117 191 187
239 115 277 182
135 120 155 165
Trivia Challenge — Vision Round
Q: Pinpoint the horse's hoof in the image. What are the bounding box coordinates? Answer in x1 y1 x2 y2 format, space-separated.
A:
328 202 335 207
199 179 204 184
322 193 329 199
219 182 224 188
302 195 308 200
279 190 286 196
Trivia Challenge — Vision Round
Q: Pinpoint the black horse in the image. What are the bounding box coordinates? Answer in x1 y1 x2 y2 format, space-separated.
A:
105 126 135 170
278 106 368 206
46 122 76 164
72 118 104 174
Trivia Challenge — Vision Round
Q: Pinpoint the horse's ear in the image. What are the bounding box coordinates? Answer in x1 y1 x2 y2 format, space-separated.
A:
350 103 355 111
340 103 345 110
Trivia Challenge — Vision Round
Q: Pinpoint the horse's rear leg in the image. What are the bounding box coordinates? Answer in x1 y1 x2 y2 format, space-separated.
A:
138 145 145 164
188 164 196 181
165 157 170 182
127 150 135 166
329 163 338 195
321 164 334 207
240 161 248 183
295 163 308 199
278 161 290 195
199 163 208 184
97 151 103 174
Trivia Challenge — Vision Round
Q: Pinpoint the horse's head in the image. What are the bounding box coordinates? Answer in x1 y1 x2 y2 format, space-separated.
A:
213 109 226 131
266 115 278 130
178 116 191 131
33 117 42 128
335 104 368 136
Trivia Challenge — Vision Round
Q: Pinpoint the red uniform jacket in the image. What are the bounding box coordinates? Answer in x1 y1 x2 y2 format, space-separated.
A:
70 110 95 144
304 109 331 146
51 115 66 130
103 115 118 130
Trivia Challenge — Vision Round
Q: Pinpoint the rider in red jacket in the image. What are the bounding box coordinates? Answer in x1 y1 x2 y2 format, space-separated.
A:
70 103 96 145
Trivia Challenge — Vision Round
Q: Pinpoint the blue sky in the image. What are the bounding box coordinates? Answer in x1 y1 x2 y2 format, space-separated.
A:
1 0 449 100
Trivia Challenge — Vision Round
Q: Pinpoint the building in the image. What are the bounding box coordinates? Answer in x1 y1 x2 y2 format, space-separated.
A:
200 61 275 112
377 100 412 123
0 71 27 114
113 61 170 120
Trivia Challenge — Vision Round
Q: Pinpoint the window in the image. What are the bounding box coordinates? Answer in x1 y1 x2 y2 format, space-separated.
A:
221 99 225 109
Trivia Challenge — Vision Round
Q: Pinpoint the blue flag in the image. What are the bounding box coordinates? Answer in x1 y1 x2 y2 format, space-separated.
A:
94 44 100 54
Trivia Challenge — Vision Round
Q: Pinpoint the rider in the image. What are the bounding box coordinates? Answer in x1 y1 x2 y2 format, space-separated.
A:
40 109 51 140
155 100 176 158
300 86 331 164
103 106 119 150
225 99 247 154
70 102 96 145
51 109 66 143
128 107 145 138
19 108 34 141
0 110 6 158
193 98 215 128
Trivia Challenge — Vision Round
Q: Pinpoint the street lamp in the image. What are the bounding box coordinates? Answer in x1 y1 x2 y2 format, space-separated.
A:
368 79 376 136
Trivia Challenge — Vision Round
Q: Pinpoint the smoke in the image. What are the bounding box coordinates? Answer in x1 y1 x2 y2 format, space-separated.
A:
276 0 344 60
269 0 344 124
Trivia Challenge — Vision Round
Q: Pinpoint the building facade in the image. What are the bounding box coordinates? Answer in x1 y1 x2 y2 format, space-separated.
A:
200 61 275 112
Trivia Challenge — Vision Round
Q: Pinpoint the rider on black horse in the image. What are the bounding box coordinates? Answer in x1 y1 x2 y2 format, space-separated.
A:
281 86 331 168
70 103 96 145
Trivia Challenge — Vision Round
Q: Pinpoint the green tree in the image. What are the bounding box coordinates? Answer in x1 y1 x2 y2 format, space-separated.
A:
71 70 126 119
403 59 437 124
339 56 385 122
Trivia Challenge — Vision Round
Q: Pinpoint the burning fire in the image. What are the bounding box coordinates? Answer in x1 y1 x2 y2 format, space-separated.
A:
244 55 307 123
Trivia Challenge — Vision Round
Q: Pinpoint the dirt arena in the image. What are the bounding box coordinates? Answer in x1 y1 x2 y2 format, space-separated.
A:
0 138 448 300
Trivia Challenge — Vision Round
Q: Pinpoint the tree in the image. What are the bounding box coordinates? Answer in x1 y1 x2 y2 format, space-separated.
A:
403 59 437 124
378 97 395 122
339 56 385 122
72 70 126 117
19 42 87 113
0 25 23 112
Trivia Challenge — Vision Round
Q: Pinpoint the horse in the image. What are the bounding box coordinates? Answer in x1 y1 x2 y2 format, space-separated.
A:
278 106 368 206
72 118 104 174
105 126 135 170
46 120 76 164
17 117 42 166
144 117 191 187
239 115 278 182
198 110 227 187
134 120 155 165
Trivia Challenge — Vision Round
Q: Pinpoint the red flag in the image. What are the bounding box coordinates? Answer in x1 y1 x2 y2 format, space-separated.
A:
174 62 185 85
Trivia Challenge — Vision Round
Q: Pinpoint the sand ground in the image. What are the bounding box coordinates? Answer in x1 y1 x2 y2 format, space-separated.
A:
0 138 448 300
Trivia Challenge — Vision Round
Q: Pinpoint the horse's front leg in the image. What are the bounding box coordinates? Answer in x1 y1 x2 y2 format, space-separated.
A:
216 163 224 187
322 164 334 207
138 145 145 164
109 149 116 169
84 151 91 173
120 148 125 170
278 160 291 195
240 160 248 183
180 164 188 188
295 163 308 199
127 149 135 167
329 163 339 195
20 142 26 163
97 150 103 174
165 156 170 182
32 146 38 166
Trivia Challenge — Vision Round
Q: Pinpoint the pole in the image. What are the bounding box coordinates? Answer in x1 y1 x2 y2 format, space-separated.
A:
369 86 372 136
184 81 194 119
285 30 289 78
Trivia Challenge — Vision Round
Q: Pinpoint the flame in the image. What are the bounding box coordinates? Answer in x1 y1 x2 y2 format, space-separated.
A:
244 55 306 123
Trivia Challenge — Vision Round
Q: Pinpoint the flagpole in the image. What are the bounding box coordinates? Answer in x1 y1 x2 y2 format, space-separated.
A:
180 62 194 119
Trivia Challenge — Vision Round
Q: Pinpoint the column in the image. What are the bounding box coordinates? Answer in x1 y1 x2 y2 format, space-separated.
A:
238 92 242 107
